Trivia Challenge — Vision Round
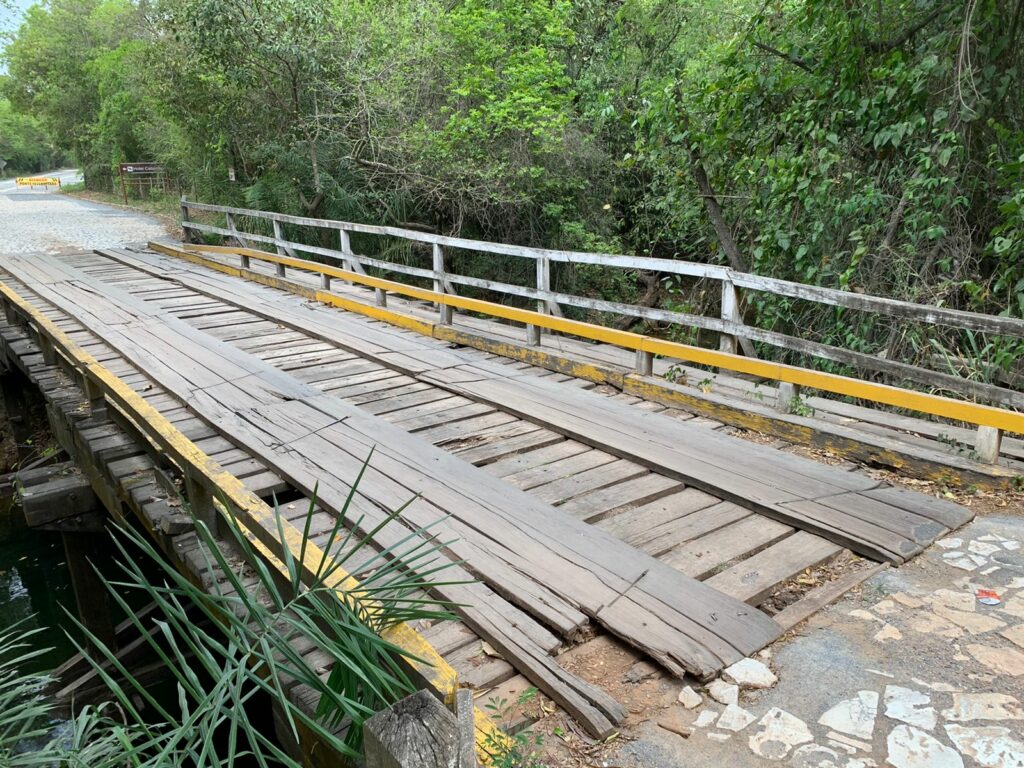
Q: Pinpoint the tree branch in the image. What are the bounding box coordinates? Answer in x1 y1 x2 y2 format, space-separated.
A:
751 41 814 73
866 4 949 52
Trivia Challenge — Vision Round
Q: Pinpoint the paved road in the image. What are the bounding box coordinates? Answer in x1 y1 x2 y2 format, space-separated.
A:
1 169 167 255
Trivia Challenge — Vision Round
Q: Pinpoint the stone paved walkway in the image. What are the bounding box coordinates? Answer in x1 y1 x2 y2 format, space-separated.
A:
606 513 1024 768
1 170 167 255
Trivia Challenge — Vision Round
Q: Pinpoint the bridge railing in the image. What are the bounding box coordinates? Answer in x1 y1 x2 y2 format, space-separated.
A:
178 199 1024 455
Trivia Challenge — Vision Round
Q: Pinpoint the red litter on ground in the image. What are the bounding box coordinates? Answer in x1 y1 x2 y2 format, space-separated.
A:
976 588 1002 606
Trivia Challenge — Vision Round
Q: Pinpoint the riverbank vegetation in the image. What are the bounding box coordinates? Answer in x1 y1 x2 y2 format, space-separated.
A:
2 0 1022 382
0 483 459 765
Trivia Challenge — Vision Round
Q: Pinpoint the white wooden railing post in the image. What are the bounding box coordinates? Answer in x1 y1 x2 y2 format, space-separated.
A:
225 212 251 269
635 349 654 376
179 197 193 244
433 243 452 325
271 220 287 277
777 381 801 414
975 426 1003 464
720 278 740 355
527 255 548 346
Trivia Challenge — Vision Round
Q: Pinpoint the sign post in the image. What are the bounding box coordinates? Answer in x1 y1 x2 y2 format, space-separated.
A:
118 163 166 204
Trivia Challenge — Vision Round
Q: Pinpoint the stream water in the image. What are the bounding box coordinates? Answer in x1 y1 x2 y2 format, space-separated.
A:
0 509 80 674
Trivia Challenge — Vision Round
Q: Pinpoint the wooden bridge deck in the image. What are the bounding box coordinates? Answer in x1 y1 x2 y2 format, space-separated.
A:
181 240 1024 487
0 247 977 745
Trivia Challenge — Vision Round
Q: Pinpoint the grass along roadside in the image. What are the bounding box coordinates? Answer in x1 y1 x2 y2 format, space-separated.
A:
60 182 183 237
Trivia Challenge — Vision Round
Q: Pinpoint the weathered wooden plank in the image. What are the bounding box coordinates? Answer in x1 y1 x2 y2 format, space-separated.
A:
7 256 631 734
20 252 783 681
706 533 843 604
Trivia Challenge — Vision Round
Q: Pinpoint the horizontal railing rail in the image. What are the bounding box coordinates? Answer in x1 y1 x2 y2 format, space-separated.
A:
0 278 505 750
177 199 1023 454
152 240 1024 450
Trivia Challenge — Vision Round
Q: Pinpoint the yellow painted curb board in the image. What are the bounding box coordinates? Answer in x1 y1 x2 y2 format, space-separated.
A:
161 242 1024 435
0 276 507 760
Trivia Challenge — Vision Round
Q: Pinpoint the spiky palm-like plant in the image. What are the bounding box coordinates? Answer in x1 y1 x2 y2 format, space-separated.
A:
3 457 463 766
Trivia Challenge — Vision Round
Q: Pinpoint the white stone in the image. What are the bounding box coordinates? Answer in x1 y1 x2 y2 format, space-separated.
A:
891 592 924 609
968 644 1024 676
937 538 964 549
1004 541 1021 551
970 541 1002 557
884 686 936 731
717 703 756 732
943 693 1024 722
1006 577 1024 589
707 679 739 706
932 605 1006 635
707 731 731 742
908 611 964 638
873 599 899 616
945 724 1024 768
818 691 878 740
677 685 702 709
828 731 873 752
874 623 903 642
723 657 777 689
929 589 977 612
947 557 980 572
790 744 844 768
694 709 718 728
886 724 964 768
748 707 813 760
1000 597 1024 619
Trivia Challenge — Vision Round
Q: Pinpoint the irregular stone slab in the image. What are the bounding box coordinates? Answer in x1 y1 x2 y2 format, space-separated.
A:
694 709 718 728
891 592 924 609
1001 624 1024 650
717 704 755 732
909 612 964 639
932 605 1006 635
887 724 963 768
723 657 777 689
884 686 936 731
827 730 873 753
937 538 963 549
748 707 813 761
789 744 843 768
968 644 1024 676
970 541 1002 557
874 623 902 642
945 724 1024 768
677 686 702 709
818 691 878 740
929 589 977 612
943 693 1024 723
707 679 739 706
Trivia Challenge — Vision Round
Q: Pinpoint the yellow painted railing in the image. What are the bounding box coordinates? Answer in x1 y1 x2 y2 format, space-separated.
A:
0 277 506 760
157 241 1024 436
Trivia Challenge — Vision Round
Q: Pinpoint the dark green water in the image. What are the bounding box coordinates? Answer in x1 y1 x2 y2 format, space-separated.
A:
0 517 80 673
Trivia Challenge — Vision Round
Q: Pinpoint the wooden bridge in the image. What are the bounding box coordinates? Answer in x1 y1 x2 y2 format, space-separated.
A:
1 202 1020 761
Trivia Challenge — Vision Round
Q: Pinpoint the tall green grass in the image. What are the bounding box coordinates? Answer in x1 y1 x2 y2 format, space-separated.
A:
1 461 463 766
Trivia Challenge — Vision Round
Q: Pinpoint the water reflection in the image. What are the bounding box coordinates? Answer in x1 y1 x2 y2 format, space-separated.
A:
0 525 79 673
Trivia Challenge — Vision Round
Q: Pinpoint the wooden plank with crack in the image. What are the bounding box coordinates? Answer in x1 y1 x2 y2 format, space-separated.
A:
100 246 973 562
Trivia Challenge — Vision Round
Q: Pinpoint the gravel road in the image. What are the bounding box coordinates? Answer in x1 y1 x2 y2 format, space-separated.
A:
1 169 168 256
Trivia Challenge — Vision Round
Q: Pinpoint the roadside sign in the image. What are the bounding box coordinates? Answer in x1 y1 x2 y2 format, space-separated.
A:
118 162 168 204
15 176 61 188
120 163 162 174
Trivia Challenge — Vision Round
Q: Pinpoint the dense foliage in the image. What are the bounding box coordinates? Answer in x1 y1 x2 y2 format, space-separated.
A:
2 0 1022 382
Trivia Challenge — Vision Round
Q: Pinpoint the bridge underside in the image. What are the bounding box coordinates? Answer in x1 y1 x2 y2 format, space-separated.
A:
0 247 975 740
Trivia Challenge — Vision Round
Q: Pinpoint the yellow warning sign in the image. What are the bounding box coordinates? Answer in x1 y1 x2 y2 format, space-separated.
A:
15 177 61 187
